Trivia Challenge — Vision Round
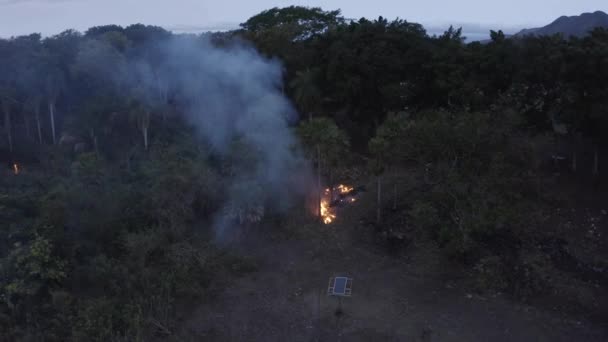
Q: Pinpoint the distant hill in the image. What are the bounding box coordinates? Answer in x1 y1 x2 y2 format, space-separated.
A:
516 11 608 37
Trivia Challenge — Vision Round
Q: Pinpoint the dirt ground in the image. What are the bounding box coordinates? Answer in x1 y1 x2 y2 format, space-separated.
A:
181 202 608 342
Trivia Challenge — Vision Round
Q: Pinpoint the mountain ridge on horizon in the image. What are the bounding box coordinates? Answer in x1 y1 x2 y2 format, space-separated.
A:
515 10 608 37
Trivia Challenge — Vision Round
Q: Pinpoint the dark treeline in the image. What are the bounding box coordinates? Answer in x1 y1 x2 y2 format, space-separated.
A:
1 6 607 341
1 9 607 162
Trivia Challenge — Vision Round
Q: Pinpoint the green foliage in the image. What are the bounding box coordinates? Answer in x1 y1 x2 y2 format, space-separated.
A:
369 111 411 173
297 117 350 165
297 117 351 190
1 5 608 338
382 110 537 260
0 133 243 339
290 68 322 119
240 6 343 36
2 234 66 300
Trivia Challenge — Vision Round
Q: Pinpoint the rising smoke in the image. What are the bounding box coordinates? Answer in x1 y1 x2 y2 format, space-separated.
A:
72 32 310 239
129 35 310 239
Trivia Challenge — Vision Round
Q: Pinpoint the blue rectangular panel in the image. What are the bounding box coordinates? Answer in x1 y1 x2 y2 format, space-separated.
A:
334 277 347 295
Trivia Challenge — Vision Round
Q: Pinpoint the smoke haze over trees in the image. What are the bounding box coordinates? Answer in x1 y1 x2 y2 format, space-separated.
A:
1 6 607 341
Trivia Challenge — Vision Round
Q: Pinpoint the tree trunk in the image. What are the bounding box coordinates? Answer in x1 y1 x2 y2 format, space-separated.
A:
90 129 99 156
317 145 322 221
593 146 599 176
49 101 56 145
3 102 12 153
35 108 42 144
143 126 148 150
376 175 382 224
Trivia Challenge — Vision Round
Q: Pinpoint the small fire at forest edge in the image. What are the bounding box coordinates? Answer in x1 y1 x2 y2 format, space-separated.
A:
321 184 357 224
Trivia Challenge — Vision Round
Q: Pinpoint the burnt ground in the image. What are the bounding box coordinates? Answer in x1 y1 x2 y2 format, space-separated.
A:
176 181 608 342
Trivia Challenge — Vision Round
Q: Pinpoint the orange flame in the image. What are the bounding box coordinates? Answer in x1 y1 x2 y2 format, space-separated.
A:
337 184 353 194
320 184 356 224
321 199 336 224
13 163 19 175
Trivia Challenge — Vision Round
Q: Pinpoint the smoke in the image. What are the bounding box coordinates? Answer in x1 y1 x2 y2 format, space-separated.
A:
129 35 310 239
72 32 311 238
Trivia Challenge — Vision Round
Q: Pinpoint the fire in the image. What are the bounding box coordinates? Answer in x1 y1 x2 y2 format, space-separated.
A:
321 199 336 224
13 163 19 175
337 184 353 194
320 184 357 224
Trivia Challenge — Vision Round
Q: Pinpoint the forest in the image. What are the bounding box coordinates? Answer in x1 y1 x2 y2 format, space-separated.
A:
1 6 607 341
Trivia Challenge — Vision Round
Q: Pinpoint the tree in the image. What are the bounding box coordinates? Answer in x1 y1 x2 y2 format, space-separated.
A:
25 96 43 144
129 100 151 150
318 17 430 141
9 34 45 147
0 94 14 152
239 6 344 74
240 6 344 38
426 26 473 109
369 112 411 223
0 38 18 152
45 71 64 145
561 28 608 177
42 31 82 145
289 68 322 120
297 118 349 221
84 25 125 38
123 24 170 48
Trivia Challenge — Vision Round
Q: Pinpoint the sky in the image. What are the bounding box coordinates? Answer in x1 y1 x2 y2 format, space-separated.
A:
0 0 606 37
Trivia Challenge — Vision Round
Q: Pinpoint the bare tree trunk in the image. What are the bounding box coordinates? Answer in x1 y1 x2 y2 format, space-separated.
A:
49 101 56 145
35 108 42 144
90 129 99 156
3 102 12 152
376 175 382 225
143 126 148 150
593 146 599 176
93 136 98 156
317 145 322 221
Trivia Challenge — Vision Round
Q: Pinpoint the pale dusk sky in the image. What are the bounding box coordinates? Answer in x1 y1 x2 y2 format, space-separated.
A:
0 0 606 37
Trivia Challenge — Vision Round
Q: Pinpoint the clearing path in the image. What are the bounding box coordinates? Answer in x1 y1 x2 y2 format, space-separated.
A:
183 215 607 342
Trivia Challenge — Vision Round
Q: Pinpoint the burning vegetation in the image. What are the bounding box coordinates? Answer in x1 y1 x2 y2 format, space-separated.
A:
321 184 359 224
12 163 19 175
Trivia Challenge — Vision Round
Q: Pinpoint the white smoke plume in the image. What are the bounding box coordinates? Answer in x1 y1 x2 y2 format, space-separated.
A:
132 35 310 239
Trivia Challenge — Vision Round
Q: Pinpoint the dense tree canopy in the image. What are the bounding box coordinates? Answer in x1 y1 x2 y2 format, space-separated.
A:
1 6 608 340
